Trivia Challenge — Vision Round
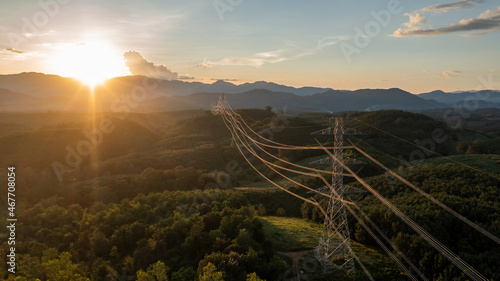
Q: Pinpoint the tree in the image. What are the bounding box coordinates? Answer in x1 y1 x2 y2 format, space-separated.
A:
466 145 477 155
137 271 156 281
265 106 273 111
300 202 310 219
41 251 90 281
471 139 488 154
276 208 286 217
247 272 266 281
257 204 266 216
456 141 467 154
171 267 196 281
136 261 169 281
198 262 224 281
5 276 41 281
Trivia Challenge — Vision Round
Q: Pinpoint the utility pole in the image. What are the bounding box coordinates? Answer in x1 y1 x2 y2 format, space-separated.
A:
312 117 356 272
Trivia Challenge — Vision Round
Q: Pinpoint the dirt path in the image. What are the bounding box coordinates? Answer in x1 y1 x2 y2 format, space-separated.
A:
277 250 312 264
277 250 314 281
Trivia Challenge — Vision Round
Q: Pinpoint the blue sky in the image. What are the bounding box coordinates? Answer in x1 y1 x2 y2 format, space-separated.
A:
0 0 499 93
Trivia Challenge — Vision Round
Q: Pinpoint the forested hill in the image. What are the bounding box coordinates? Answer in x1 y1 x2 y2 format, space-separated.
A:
0 108 499 280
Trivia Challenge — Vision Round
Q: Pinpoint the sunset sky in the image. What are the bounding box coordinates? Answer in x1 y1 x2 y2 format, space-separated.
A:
1 0 499 93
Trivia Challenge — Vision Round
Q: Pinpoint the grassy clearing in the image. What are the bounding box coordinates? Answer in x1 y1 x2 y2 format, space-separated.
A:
260 216 404 279
259 216 322 251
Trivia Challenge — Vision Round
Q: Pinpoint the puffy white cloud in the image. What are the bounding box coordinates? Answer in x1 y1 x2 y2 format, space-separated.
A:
403 13 426 28
123 51 178 80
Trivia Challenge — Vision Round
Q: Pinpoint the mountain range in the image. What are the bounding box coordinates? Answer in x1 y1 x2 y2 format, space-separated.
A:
418 90 500 106
0 72 499 113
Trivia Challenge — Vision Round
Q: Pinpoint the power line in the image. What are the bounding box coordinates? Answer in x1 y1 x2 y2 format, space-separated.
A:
355 118 500 181
223 113 337 201
220 101 374 280
235 107 422 280
315 171 424 280
222 111 317 206
225 100 354 151
227 110 354 177
350 202 429 281
352 141 500 245
344 198 420 281
317 141 489 281
215 97 492 280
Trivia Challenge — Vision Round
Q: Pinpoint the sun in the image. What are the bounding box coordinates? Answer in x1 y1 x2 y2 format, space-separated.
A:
52 41 128 88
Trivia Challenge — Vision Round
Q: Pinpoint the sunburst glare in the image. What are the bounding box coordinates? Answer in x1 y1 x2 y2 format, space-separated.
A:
51 40 129 89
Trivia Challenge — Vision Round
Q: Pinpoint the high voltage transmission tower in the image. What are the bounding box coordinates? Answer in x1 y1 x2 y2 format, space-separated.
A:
312 117 363 272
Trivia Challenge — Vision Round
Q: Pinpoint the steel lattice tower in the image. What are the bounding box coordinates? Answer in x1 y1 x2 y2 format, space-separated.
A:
315 117 355 272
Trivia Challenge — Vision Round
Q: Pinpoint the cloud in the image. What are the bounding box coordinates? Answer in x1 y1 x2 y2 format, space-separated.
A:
479 7 500 19
392 6 500 37
403 13 426 27
0 48 38 60
460 27 500 36
205 36 346 67
207 49 288 67
4 48 26 54
437 70 462 78
23 29 56 38
178 75 195 80
421 0 483 13
123 51 178 80
393 1 500 37
196 58 212 68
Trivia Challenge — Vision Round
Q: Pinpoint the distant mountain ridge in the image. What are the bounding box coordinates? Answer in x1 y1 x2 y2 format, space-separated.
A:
0 72 499 112
0 73 332 98
135 88 445 113
418 90 500 105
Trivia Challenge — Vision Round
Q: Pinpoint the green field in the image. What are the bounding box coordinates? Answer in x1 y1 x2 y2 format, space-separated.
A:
259 216 323 251
259 216 405 280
